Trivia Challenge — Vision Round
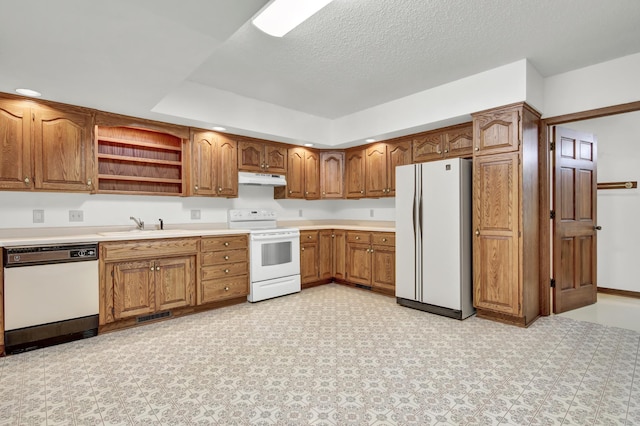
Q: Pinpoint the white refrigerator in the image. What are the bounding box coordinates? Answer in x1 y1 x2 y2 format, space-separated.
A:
395 158 474 319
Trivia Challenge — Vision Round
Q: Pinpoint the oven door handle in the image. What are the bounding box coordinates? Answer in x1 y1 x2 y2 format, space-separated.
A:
251 234 299 242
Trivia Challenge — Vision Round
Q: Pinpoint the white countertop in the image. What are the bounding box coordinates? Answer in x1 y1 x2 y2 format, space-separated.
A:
0 221 395 247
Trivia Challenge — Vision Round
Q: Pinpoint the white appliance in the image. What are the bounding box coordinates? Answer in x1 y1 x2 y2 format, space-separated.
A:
395 158 474 320
228 209 301 302
238 172 286 186
3 243 99 353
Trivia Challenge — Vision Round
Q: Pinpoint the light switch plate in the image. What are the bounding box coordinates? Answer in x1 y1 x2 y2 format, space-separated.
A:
191 209 201 220
33 209 44 223
69 210 84 222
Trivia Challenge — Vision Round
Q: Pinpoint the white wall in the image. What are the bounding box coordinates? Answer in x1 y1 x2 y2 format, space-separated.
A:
565 111 640 292
0 185 395 230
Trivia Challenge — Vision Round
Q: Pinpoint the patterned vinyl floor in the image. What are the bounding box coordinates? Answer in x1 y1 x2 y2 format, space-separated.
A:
0 283 638 425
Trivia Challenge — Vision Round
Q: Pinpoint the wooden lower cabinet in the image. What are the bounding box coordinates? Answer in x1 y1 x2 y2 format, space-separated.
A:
300 231 320 286
319 230 333 280
332 230 346 280
199 235 249 304
346 231 395 295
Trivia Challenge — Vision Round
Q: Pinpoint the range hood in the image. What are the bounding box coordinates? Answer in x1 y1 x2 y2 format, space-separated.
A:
238 172 287 186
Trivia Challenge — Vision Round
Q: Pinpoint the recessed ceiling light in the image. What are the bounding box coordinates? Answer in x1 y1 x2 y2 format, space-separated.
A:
304 143 314 147
16 88 42 97
366 138 376 143
212 126 226 131
253 0 334 37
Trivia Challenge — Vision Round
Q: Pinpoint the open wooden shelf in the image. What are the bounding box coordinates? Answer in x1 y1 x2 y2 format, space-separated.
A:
95 126 185 195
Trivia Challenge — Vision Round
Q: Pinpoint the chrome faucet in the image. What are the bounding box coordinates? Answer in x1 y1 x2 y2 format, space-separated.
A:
130 216 144 230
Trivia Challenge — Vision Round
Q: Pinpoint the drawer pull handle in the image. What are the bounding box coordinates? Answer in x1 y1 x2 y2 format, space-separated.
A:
150 266 154 271
194 185 199 191
218 187 222 192
382 238 387 242
475 147 479 151
87 178 92 187
224 269 230 273
475 229 480 236
289 190 293 194
355 236 360 240
301 247 305 251
156 266 160 271
360 190 364 194
224 286 229 291
224 255 229 260
224 242 229 246
24 176 30 185
307 235 312 239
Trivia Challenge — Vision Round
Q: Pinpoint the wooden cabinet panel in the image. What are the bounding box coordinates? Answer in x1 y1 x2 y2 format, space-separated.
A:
386 141 411 197
319 230 333 280
286 147 305 199
371 245 395 293
201 276 249 304
347 231 371 244
320 151 344 198
265 144 287 174
112 260 155 320
473 108 520 155
346 243 372 286
237 140 264 172
191 130 216 195
365 143 387 197
413 131 444 163
155 256 196 311
333 230 346 280
345 148 366 198
445 125 473 158
0 99 31 190
201 249 247 266
371 233 394 246
304 149 320 199
201 262 248 281
301 242 319 284
216 135 238 197
101 238 198 261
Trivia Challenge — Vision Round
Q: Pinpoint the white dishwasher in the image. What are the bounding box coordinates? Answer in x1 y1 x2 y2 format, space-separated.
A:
3 243 99 354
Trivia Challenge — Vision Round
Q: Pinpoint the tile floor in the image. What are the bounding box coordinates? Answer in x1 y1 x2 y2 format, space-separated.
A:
1 284 639 425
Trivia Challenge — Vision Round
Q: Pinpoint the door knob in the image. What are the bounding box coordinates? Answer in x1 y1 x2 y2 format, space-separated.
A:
594 226 602 231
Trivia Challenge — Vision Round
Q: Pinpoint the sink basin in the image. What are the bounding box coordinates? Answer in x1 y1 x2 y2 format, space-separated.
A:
98 229 193 237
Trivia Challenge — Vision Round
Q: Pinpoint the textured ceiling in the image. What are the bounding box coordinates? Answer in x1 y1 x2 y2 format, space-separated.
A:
1 0 640 125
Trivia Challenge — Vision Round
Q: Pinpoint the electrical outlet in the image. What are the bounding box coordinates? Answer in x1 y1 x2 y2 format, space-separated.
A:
191 209 201 220
370 209 374 218
69 210 84 222
298 209 303 217
33 209 45 223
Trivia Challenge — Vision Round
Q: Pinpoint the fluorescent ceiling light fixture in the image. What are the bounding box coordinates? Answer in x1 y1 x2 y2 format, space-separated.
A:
304 143 314 147
366 138 376 143
212 126 226 131
253 0 334 37
16 88 41 97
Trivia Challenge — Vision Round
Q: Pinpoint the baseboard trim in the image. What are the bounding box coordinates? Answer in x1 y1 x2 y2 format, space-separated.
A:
598 287 640 299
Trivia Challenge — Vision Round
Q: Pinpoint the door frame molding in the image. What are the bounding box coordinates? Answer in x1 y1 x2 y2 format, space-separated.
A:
539 100 640 316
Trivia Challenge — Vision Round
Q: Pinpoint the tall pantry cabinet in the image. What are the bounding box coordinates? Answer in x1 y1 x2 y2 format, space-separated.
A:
472 102 542 327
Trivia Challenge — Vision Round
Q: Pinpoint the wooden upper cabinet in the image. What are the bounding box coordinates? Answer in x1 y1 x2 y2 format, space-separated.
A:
190 131 237 197
365 141 411 197
216 135 238 197
473 107 521 155
190 130 216 195
304 149 320 199
345 148 366 198
33 107 93 192
412 123 473 163
238 140 287 174
0 99 31 190
284 147 305 198
320 151 344 199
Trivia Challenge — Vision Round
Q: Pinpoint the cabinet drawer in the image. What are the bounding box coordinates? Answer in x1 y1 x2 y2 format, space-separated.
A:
200 276 248 304
202 249 247 266
201 262 248 280
201 235 248 252
101 238 198 261
347 231 371 244
372 233 395 246
300 231 318 243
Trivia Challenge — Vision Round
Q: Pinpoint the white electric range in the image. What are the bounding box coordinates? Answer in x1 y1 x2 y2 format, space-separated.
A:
228 209 301 302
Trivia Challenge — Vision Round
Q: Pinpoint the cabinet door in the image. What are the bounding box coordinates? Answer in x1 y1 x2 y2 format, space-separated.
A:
216 135 238 197
319 230 334 280
300 243 319 285
265 144 287 174
33 107 92 191
0 99 32 190
286 147 305 198
444 125 473 158
304 149 320 199
473 108 520 156
345 149 366 198
155 256 196 311
333 230 346 280
473 153 520 315
412 132 443 163
238 140 264 172
191 130 216 195
386 141 411 197
346 243 372 286
371 244 395 294
365 143 387 197
320 151 344 199
112 260 155 320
